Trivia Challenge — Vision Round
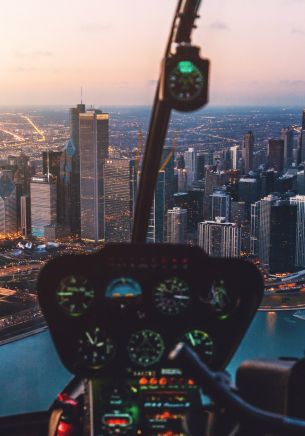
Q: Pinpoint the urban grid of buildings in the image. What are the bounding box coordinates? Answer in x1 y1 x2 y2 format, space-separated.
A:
1 106 305 275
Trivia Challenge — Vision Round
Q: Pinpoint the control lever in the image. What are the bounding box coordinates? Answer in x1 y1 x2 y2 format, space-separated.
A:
169 343 305 435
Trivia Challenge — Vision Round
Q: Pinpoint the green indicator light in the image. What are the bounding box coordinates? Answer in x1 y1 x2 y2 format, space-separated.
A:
178 61 195 74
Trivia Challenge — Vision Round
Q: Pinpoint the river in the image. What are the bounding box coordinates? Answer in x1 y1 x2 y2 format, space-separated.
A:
0 310 304 417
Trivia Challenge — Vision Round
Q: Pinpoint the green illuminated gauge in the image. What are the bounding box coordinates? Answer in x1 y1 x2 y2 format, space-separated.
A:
77 327 115 370
203 279 238 320
183 330 214 363
105 277 142 299
127 330 165 367
168 60 204 102
56 275 94 317
154 277 191 315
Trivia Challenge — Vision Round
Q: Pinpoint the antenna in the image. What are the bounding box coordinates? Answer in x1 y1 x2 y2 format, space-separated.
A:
80 86 83 104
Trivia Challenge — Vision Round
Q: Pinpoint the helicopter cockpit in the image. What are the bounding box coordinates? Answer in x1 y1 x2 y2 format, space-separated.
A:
1 0 305 435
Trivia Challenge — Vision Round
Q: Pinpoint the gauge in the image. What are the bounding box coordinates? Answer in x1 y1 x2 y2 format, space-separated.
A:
167 60 204 102
105 277 142 299
154 277 191 315
203 279 238 320
183 330 214 363
56 275 94 317
77 327 115 370
127 330 165 367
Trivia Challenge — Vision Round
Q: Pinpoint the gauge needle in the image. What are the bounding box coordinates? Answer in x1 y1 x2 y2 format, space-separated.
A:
187 333 196 347
96 342 104 347
174 295 189 299
86 332 94 345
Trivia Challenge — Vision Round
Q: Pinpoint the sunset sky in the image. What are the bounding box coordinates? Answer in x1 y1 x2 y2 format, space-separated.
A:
0 0 305 106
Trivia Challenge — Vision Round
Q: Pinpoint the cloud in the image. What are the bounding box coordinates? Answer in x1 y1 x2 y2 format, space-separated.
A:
209 21 229 31
291 28 305 35
80 22 111 33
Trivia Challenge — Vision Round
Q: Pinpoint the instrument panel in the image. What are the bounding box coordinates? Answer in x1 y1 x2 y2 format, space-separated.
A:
37 243 263 378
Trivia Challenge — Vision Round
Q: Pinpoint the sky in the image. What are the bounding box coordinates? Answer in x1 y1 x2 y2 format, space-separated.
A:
0 0 305 106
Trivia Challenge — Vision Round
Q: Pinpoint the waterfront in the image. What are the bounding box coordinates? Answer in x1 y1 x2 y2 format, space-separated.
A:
0 310 304 417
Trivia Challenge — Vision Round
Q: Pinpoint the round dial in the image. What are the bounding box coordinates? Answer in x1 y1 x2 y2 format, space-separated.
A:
183 330 214 363
167 60 204 102
105 277 142 299
77 327 115 369
56 275 94 316
154 277 191 315
127 330 165 367
203 279 238 320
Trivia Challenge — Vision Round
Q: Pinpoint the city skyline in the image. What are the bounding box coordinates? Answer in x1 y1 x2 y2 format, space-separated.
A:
0 0 305 106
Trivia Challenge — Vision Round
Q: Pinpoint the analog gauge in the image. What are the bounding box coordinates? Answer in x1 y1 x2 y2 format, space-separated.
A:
167 60 204 102
56 275 94 317
183 330 214 363
105 277 142 299
77 327 115 370
203 279 238 320
127 330 165 367
154 277 191 315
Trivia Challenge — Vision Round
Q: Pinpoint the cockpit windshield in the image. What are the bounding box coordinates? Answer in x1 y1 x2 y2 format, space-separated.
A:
0 0 305 421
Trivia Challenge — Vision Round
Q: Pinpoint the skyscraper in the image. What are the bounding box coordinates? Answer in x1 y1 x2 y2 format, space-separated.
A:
290 195 305 268
30 176 57 237
147 171 165 243
184 147 196 189
20 195 31 237
69 103 86 234
79 110 109 242
281 126 294 170
198 218 241 258
210 189 231 222
0 171 17 235
104 158 132 242
242 131 254 174
268 139 284 172
300 109 305 162
167 207 187 244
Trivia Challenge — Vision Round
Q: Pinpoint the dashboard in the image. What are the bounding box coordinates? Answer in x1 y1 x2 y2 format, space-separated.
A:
38 243 263 435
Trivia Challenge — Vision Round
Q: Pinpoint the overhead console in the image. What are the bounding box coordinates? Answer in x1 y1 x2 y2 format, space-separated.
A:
38 243 263 434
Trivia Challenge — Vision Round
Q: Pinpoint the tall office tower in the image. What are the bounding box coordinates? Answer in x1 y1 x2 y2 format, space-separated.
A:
196 152 206 180
104 158 132 243
281 127 294 170
231 201 246 226
43 151 62 224
238 177 260 218
275 172 297 194
30 176 57 237
226 170 240 201
260 170 276 197
147 171 165 243
268 139 284 172
20 195 31 237
210 189 231 222
230 146 239 170
242 131 254 174
79 110 109 242
176 154 185 169
296 170 305 195
300 109 305 162
0 171 17 234
198 218 241 258
160 146 175 239
184 147 197 188
290 195 305 268
251 195 296 273
203 168 228 220
177 168 188 192
59 138 75 231
129 159 138 220
69 103 86 234
167 207 187 244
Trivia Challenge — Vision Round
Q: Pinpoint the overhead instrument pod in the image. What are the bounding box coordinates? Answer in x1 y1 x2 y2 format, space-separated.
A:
161 45 209 112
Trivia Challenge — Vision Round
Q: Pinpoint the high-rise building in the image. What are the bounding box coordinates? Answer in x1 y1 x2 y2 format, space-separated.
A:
198 218 241 257
43 151 62 224
251 195 297 273
177 168 187 192
167 207 187 244
242 131 254 174
79 110 109 242
230 145 239 170
300 109 305 162
184 147 196 188
104 158 132 243
69 103 86 234
268 139 284 172
231 201 246 226
210 189 231 222
30 176 57 237
20 195 31 237
203 168 228 220
281 126 294 170
290 195 305 268
147 171 165 243
0 171 17 235
238 177 260 218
